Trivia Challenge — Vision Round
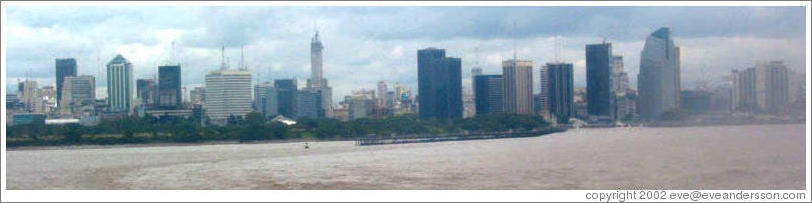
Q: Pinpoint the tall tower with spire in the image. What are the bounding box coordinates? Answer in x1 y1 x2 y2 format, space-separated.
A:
305 31 333 118
310 31 324 88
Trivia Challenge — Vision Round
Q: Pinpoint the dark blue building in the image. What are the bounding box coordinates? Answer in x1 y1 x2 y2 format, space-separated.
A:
417 48 462 120
274 79 298 118
473 75 503 115
296 88 324 119
585 42 616 121
158 65 182 109
546 63 574 123
56 58 77 107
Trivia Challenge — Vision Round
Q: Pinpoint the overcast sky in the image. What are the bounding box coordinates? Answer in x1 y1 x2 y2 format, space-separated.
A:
4 6 807 102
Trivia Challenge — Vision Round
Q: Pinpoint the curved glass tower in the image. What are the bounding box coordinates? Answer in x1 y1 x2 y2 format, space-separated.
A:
638 27 681 120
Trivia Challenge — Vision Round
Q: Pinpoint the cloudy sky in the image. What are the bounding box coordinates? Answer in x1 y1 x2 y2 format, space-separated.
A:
3 6 807 102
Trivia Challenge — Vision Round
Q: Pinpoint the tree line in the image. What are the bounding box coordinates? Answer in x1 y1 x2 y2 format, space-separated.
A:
6 112 551 147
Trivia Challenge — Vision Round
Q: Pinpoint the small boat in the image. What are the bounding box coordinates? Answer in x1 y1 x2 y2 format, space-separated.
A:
304 142 310 149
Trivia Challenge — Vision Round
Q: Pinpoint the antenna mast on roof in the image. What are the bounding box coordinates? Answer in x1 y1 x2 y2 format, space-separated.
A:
512 21 517 60
220 45 226 70
240 46 245 70
554 33 560 63
475 47 480 66
96 54 100 83
171 41 176 65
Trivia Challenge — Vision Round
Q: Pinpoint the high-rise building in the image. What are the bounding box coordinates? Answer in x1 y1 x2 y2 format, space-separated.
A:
473 75 504 115
106 54 133 113
310 31 324 88
158 65 182 109
755 61 789 114
539 64 549 116
254 82 274 112
260 87 278 118
61 75 96 116
611 56 629 93
617 90 637 120
296 88 324 119
346 89 376 120
586 42 616 121
545 62 574 123
306 31 333 118
502 59 534 115
19 80 43 113
377 81 388 108
204 69 252 125
136 79 157 109
190 87 206 105
462 87 476 118
417 48 462 120
40 86 57 114
274 79 298 118
731 68 757 112
637 27 681 121
7 93 20 109
55 58 77 108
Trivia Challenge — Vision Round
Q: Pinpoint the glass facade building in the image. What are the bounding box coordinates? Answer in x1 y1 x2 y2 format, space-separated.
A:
473 75 504 115
417 48 462 120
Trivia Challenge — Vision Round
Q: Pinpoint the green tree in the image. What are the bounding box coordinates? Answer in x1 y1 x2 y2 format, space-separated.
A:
63 124 83 143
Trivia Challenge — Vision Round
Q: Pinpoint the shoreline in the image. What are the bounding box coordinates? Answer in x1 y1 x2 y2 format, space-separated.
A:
6 122 803 151
5 138 349 151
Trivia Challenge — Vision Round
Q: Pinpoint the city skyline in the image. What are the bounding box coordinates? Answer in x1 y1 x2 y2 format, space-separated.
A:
4 6 806 103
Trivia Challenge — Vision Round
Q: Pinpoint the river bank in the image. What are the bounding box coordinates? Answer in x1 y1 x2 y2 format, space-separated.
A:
5 138 344 151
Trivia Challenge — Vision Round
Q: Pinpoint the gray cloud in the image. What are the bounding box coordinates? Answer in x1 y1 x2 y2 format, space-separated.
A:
4 6 806 102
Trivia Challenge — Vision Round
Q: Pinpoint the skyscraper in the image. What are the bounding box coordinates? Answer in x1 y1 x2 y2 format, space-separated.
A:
296 88 324 119
586 42 615 121
19 80 43 113
60 75 96 116
190 87 206 106
136 79 157 109
539 64 549 115
158 65 182 109
502 59 534 115
417 48 462 120
637 27 680 120
611 55 629 93
275 79 298 118
377 81 388 108
204 69 252 124
106 54 133 113
473 75 504 115
545 63 574 123
755 61 789 114
732 68 757 112
306 31 333 118
254 82 279 116
310 31 324 88
55 58 77 108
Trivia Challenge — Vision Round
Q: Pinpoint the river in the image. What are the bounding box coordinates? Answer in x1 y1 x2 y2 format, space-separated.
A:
5 124 806 189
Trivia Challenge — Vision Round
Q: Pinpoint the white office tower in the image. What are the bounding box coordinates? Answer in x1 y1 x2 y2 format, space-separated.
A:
205 67 252 125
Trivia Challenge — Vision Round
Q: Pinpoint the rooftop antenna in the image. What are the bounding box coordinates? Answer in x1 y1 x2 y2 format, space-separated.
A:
96 54 100 82
554 33 560 63
171 41 176 65
220 45 226 70
475 47 480 66
240 45 245 70
512 21 517 60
